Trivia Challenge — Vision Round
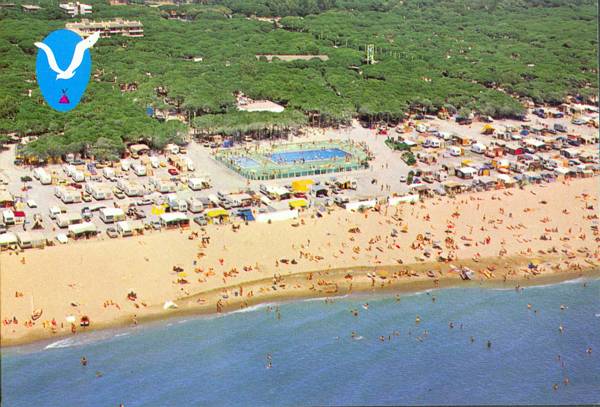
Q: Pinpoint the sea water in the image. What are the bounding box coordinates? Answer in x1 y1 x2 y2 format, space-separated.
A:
2 279 599 406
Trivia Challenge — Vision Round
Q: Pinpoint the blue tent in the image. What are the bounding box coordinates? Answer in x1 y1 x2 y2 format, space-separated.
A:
237 209 255 221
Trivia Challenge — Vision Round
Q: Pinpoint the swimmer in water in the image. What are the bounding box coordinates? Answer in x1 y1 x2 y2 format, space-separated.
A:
80 357 87 367
362 303 369 310
559 325 564 333
487 340 492 349
586 347 592 354
470 336 474 343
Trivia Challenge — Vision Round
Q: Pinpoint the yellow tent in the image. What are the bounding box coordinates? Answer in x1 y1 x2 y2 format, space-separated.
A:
289 199 308 209
206 209 229 218
291 179 314 193
151 205 167 215
482 124 495 134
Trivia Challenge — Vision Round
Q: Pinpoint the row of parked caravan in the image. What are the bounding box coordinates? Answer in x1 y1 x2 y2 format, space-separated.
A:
33 168 52 185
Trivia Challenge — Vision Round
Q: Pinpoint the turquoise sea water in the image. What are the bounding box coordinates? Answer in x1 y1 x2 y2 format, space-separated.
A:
2 279 599 406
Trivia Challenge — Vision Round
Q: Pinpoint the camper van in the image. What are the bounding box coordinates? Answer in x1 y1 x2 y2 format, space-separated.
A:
447 146 463 157
116 221 133 237
133 164 147 177
182 157 195 172
48 206 65 220
153 178 177 193
188 178 210 191
120 160 131 172
470 143 486 154
149 157 160 168
435 171 449 182
424 138 441 148
55 187 82 204
103 167 116 181
71 170 85 182
186 197 204 213
165 144 180 154
167 194 188 212
123 182 144 197
63 164 77 177
1 210 15 225
56 212 83 228
99 207 126 224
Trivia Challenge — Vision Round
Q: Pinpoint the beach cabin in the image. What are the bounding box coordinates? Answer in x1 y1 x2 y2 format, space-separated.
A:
99 207 126 224
68 222 98 239
0 232 18 250
17 231 46 249
455 166 477 179
160 212 189 228
56 212 83 228
188 178 210 191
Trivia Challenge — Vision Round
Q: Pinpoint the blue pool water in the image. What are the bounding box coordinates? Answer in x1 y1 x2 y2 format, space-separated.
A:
232 156 259 168
269 148 349 164
2 279 599 406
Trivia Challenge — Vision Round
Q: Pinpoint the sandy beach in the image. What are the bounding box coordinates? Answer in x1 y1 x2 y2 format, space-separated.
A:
1 177 598 347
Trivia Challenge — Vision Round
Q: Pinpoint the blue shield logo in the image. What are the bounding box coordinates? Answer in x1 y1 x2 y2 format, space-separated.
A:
35 29 98 112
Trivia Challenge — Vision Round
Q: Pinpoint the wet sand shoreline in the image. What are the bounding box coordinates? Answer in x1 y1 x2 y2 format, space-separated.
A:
2 256 598 348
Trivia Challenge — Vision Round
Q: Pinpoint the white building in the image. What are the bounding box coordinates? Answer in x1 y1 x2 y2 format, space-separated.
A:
59 2 92 17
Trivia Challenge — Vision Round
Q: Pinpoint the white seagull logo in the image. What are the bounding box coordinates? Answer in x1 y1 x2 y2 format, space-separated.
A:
35 31 100 80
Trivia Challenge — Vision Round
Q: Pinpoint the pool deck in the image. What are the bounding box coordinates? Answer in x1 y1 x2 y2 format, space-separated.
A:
214 140 370 180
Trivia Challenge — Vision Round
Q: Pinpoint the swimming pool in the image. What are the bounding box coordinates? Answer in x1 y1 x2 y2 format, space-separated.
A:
232 156 260 168
269 148 350 164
